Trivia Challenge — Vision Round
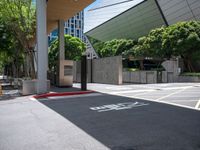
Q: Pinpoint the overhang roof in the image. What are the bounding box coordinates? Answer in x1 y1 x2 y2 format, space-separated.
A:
85 0 166 41
47 0 94 33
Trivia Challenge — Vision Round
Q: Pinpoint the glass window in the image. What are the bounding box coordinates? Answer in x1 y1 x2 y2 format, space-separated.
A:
51 29 58 36
71 17 74 23
77 13 80 19
68 21 70 27
79 20 81 28
75 20 78 28
65 28 68 34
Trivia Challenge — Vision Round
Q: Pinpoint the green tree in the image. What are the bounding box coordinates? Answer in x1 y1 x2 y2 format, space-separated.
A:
129 26 170 59
126 21 200 71
87 36 105 56
0 0 36 78
0 18 24 77
162 21 200 72
48 34 86 72
97 39 136 57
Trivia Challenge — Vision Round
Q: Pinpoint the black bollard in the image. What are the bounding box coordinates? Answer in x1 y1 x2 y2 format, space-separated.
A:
81 55 87 91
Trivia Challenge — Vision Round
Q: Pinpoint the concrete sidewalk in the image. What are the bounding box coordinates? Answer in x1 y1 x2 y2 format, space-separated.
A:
0 95 109 150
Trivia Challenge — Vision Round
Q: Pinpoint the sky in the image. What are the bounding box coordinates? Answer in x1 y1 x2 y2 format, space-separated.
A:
84 0 101 11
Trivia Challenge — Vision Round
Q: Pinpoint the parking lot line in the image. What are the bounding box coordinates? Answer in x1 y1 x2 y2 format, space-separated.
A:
113 93 200 111
195 100 200 109
169 100 199 102
110 89 155 94
156 87 192 101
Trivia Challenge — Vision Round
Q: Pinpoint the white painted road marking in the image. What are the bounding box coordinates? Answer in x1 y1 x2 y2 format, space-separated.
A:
195 100 200 109
156 86 192 101
106 87 132 91
90 102 149 112
73 83 200 111
110 89 156 94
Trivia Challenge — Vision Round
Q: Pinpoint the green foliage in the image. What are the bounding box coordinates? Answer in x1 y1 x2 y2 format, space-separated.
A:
93 38 137 57
88 37 137 57
132 36 149 58
128 26 171 59
162 21 200 71
181 72 200 77
127 68 139 72
48 34 86 72
87 36 105 54
0 0 36 49
125 21 200 72
0 18 24 75
163 21 200 56
0 0 36 78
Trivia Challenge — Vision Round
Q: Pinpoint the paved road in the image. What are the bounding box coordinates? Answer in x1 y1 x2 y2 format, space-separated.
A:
74 83 200 110
0 91 200 150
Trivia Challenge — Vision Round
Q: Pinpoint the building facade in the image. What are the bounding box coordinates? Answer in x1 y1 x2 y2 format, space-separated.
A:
48 10 99 59
85 0 200 41
49 11 85 42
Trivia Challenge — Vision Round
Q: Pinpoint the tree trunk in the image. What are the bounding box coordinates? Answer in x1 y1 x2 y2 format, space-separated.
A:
24 49 36 79
29 51 36 79
139 59 144 70
184 57 196 72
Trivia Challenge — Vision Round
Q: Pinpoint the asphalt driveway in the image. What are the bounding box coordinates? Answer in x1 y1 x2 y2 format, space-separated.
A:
40 93 200 150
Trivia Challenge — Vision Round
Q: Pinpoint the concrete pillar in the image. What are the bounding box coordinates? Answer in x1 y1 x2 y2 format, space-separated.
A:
58 20 65 60
57 20 65 86
36 0 48 93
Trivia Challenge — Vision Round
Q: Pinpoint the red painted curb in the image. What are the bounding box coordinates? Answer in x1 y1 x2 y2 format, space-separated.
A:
33 91 94 99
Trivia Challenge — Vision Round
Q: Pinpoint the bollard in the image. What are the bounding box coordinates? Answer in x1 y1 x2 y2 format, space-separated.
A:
81 55 87 91
0 84 2 96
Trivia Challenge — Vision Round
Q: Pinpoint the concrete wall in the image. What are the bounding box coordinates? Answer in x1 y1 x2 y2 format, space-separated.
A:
73 56 123 85
73 60 95 83
73 58 199 85
177 76 200 83
161 60 200 83
92 56 122 84
123 71 158 84
161 59 184 83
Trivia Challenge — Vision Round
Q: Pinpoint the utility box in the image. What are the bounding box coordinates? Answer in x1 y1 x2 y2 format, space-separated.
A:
57 60 73 87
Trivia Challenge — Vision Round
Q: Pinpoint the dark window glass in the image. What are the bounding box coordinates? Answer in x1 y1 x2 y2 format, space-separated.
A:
65 28 68 34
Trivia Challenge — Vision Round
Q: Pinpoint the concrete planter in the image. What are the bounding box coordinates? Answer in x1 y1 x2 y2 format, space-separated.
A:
22 80 50 95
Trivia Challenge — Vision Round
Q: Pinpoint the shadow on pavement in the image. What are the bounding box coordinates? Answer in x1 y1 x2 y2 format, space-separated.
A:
39 93 200 150
50 86 81 93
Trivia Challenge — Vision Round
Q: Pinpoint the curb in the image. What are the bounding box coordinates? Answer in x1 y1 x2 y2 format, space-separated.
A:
33 91 94 99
